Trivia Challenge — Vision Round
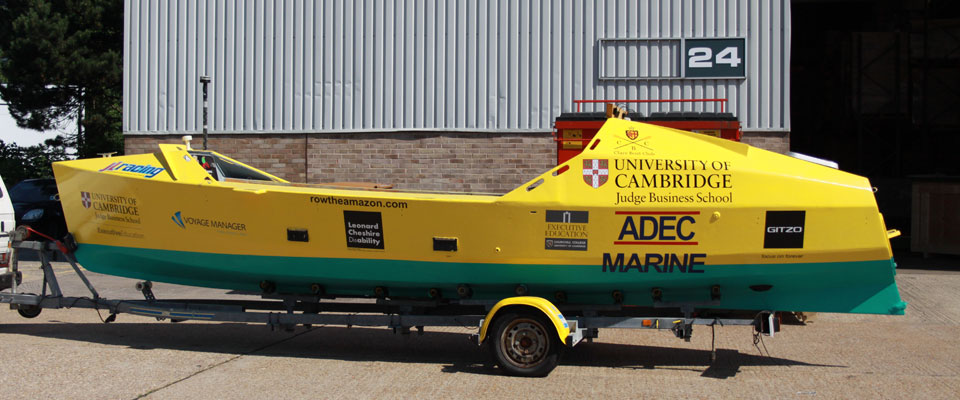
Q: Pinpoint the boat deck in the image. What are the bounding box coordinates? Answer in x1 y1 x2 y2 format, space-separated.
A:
219 177 508 202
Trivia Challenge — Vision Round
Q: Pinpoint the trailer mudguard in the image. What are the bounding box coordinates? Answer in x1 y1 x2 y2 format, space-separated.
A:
478 296 570 345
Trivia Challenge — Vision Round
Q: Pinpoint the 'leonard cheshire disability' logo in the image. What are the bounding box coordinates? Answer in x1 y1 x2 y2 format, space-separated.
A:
583 159 609 188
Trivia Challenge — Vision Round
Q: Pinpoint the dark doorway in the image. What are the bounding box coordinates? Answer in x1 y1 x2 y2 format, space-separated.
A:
790 0 960 249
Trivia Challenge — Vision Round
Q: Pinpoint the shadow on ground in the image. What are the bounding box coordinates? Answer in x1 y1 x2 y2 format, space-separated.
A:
894 251 960 272
0 321 842 378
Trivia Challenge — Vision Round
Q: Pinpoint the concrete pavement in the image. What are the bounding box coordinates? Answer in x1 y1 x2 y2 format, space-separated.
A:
0 260 958 399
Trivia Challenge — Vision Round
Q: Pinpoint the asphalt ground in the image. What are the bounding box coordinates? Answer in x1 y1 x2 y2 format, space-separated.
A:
1 256 959 399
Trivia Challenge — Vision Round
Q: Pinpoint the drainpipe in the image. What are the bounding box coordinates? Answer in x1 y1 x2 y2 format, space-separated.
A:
200 76 211 150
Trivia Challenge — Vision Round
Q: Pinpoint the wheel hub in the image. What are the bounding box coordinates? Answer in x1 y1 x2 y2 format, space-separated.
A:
501 319 549 368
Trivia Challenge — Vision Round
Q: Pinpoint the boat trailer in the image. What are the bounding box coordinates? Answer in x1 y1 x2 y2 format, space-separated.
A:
0 232 778 377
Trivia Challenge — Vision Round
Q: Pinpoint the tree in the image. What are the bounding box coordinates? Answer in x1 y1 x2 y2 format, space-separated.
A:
0 0 123 158
0 137 70 188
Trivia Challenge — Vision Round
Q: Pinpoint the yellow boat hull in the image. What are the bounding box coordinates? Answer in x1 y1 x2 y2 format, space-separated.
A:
52 118 906 314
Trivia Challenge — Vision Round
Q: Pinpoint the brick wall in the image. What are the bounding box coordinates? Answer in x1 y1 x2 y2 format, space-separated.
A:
741 131 790 154
306 133 556 193
125 130 789 193
125 132 556 193
125 134 308 183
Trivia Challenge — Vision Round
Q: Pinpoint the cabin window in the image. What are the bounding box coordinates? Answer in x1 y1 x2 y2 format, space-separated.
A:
189 151 276 182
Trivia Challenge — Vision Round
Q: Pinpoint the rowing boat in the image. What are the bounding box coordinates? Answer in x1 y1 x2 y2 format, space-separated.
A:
52 117 906 314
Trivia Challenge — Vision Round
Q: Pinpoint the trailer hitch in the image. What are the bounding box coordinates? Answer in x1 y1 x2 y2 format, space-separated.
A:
671 305 695 342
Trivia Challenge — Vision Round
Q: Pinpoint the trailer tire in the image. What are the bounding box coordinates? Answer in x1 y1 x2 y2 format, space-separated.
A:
489 311 560 377
17 304 42 319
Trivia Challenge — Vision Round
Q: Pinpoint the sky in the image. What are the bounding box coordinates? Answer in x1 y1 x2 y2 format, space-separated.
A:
0 103 72 147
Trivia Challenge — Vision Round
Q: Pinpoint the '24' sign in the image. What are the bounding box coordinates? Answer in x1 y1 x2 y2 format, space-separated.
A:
684 39 746 78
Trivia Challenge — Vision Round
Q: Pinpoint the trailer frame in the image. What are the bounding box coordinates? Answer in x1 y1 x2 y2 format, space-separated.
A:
0 236 776 376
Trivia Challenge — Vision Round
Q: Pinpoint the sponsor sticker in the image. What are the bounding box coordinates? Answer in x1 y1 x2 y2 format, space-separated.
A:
81 192 92 209
545 238 588 251
172 211 185 228
614 211 699 245
546 210 589 224
84 191 143 238
84 192 142 226
582 159 609 188
602 210 706 273
344 211 385 250
96 227 144 239
171 211 247 235
545 210 589 251
612 129 655 156
601 252 706 273
609 159 734 205
99 162 165 179
764 211 805 249
311 195 408 209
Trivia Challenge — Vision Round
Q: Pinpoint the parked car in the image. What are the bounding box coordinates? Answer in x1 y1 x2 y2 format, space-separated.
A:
9 179 67 241
1 174 15 287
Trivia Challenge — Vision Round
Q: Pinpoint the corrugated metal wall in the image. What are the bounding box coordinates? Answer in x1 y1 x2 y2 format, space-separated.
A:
123 0 789 135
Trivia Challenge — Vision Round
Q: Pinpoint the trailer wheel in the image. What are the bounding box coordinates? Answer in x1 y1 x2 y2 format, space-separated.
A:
17 304 42 319
489 311 560 377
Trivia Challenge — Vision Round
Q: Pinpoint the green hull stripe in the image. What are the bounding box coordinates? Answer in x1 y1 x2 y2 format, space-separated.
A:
75 244 906 315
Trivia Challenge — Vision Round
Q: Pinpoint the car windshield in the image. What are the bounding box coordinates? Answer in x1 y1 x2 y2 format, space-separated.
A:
10 180 59 203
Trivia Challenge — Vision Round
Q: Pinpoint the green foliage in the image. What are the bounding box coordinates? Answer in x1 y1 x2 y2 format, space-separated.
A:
0 0 123 158
0 136 71 188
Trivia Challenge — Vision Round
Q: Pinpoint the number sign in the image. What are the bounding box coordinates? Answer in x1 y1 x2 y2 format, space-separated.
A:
684 39 745 78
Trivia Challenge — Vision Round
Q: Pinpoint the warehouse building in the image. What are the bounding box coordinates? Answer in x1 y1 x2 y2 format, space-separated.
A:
123 0 790 192
122 0 960 243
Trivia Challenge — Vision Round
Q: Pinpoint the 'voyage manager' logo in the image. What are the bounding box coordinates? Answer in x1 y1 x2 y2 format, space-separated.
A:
170 211 247 233
172 211 186 229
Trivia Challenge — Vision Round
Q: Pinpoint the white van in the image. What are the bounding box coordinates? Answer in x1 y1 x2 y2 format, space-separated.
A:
1 174 14 275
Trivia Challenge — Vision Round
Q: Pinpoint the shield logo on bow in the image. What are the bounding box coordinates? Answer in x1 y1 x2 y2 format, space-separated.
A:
582 159 609 188
81 192 92 209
